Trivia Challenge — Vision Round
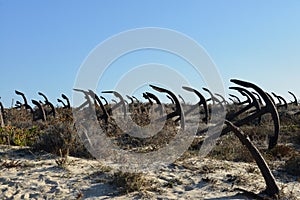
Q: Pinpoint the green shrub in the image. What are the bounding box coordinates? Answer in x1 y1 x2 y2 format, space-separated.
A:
0 125 40 146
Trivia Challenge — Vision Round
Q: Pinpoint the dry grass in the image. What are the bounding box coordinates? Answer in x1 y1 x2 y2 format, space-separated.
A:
267 144 298 160
284 155 300 176
207 133 254 162
110 171 156 194
0 159 22 169
55 148 70 168
32 121 92 158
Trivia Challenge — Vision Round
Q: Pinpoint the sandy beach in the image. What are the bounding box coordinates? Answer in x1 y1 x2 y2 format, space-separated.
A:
1 145 299 200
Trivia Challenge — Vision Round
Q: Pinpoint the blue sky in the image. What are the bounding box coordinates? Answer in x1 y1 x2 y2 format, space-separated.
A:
1 1 300 106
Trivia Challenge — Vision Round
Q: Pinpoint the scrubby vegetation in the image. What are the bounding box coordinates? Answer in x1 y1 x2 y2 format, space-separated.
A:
0 97 300 198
